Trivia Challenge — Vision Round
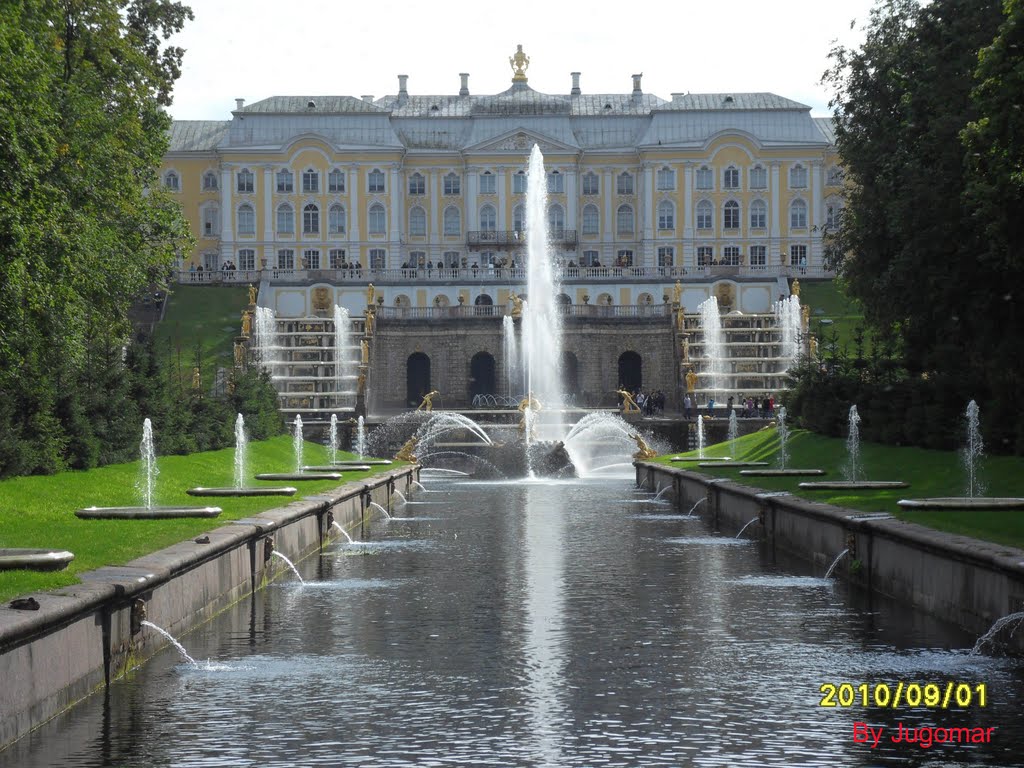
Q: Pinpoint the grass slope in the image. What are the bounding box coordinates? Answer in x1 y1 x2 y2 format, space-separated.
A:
654 428 1024 550
0 436 405 603
799 280 867 354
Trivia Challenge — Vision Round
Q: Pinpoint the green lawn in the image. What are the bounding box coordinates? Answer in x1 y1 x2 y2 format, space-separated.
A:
798 279 868 354
154 284 249 386
654 428 1024 550
0 436 405 602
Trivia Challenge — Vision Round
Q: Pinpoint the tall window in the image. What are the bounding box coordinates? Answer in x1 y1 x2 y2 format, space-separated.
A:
750 200 767 229
237 204 255 235
657 200 674 230
237 248 255 270
201 205 220 237
583 250 600 266
582 172 599 195
695 165 713 190
513 171 527 194
791 244 807 265
443 251 460 268
303 203 319 234
237 168 254 193
513 204 525 232
696 200 713 229
547 171 564 194
789 163 808 188
303 248 320 269
164 170 179 191
617 250 633 266
409 206 426 236
657 246 674 267
277 203 294 234
722 245 740 265
723 200 740 230
408 172 425 195
328 204 346 235
329 248 346 268
408 251 426 268
657 167 676 191
368 168 385 193
479 204 496 232
750 164 767 189
444 172 461 195
369 249 386 269
202 171 218 191
302 169 319 194
616 172 634 195
790 199 808 228
479 171 495 194
749 245 767 266
723 166 740 190
277 248 295 269
328 168 345 193
548 204 565 237
582 204 599 235
697 246 713 266
827 165 843 186
443 206 460 236
826 201 843 229
616 204 634 236
276 169 294 193
369 203 386 235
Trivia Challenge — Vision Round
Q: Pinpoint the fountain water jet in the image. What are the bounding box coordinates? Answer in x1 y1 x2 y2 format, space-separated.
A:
799 405 907 490
271 551 305 584
188 414 298 497
697 415 706 459
329 414 339 466
774 294 801 369
735 517 760 539
972 612 1024 655
233 413 248 489
727 410 739 446
369 501 393 520
824 549 849 579
139 418 158 509
964 399 984 498
685 498 706 518
503 315 520 399
698 296 725 400
141 620 196 665
739 407 826 478
293 415 304 473
356 415 367 459
331 521 355 544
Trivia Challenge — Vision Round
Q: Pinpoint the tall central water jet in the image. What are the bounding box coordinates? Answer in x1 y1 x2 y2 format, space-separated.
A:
138 418 158 509
333 305 352 405
293 415 304 472
845 405 862 482
698 296 724 401
233 413 247 490
521 145 564 435
503 315 520 399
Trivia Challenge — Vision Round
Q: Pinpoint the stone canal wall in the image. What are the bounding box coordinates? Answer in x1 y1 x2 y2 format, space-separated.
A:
0 467 417 750
636 462 1024 651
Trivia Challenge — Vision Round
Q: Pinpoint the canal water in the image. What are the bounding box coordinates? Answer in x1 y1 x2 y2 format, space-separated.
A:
4 475 1023 767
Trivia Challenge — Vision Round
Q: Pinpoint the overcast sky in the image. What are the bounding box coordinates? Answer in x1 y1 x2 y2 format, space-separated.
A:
167 0 881 121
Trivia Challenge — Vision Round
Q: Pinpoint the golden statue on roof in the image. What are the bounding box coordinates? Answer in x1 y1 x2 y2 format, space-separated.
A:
510 44 529 82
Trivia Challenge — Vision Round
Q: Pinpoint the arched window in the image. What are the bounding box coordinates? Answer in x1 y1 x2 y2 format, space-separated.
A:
276 203 294 234
368 168 385 193
328 168 345 193
750 200 767 229
368 203 386 235
276 169 294 193
164 170 179 191
548 204 565 237
303 203 319 234
409 206 426 236
616 204 634 236
408 172 425 195
444 172 461 195
723 200 740 230
237 204 255 235
789 163 808 188
616 172 634 195
695 165 713 190
750 164 767 189
582 204 599 235
479 204 496 232
443 206 460 236
696 200 713 230
236 168 254 193
328 204 346 235
202 171 218 191
657 200 674 230
790 199 808 229
302 168 319 193
513 204 525 232
723 166 740 190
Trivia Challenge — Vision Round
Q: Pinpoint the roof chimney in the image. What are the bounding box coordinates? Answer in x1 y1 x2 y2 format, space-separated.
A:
397 74 409 105
632 73 643 97
361 95 374 103
570 72 581 95
235 98 245 111
459 73 470 96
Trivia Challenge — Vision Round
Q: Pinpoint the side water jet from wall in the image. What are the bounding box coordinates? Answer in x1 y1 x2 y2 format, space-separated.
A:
735 517 760 539
369 502 393 520
825 549 849 579
331 521 355 544
140 620 196 665
685 498 707 518
271 551 305 584
972 612 1024 655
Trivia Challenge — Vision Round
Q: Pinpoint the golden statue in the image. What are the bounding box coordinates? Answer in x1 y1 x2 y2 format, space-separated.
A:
685 368 698 394
673 280 682 305
417 390 440 411
809 335 818 360
191 367 201 391
395 437 418 463
361 339 369 364
681 335 690 363
357 370 367 395
616 389 640 414
233 341 245 367
518 392 542 413
365 307 375 336
366 283 376 306
510 293 523 318
630 433 658 460
791 278 801 297
676 307 685 332
801 303 810 329
241 309 252 337
509 44 530 82
248 283 257 306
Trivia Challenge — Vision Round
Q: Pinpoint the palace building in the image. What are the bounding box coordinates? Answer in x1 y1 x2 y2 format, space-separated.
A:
162 49 838 417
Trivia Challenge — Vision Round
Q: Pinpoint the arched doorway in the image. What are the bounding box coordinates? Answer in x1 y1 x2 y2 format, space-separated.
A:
618 351 642 392
473 294 494 316
560 351 579 403
470 352 496 399
407 352 431 407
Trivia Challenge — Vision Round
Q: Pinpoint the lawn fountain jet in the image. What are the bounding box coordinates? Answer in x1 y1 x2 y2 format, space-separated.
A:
255 415 342 482
188 414 298 497
670 415 731 463
739 407 825 478
898 400 1024 510
799 405 908 491
76 419 223 519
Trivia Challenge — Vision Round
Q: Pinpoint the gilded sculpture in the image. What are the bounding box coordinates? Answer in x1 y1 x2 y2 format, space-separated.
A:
630 433 658 460
417 390 440 411
510 44 529 81
395 437 418 463
248 283 257 306
616 388 640 414
366 283 376 306
790 278 801 297
361 339 369 364
685 368 698 394
510 293 523 318
241 309 252 337
673 280 682 305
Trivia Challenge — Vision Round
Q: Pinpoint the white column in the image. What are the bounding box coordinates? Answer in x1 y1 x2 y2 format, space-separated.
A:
496 169 507 230
683 163 693 267
641 163 655 265
220 167 234 244
262 167 274 242
565 167 577 231
770 162 781 258
348 164 360 243
389 165 401 248
603 167 614 262
466 167 478 233
429 170 440 261
811 161 824 263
